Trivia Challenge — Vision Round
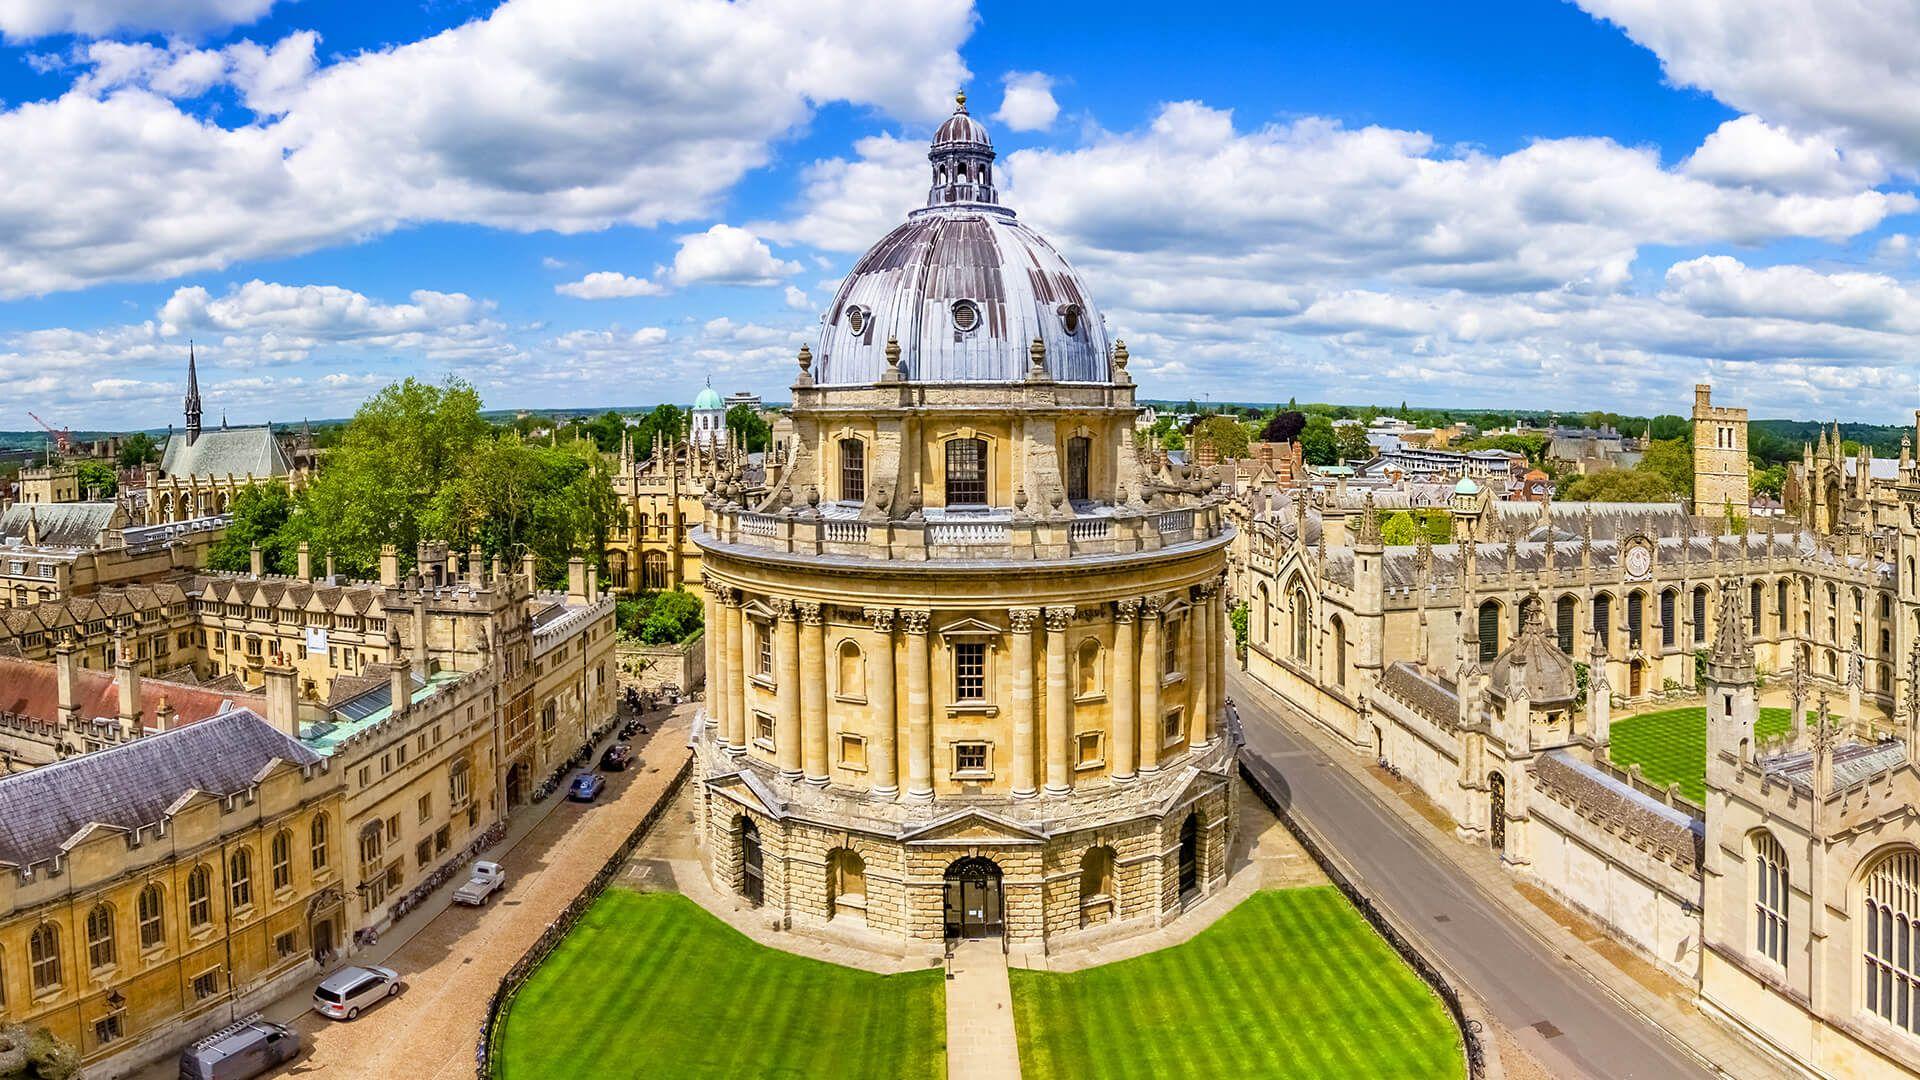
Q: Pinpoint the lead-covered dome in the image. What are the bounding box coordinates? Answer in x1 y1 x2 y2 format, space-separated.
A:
813 94 1112 385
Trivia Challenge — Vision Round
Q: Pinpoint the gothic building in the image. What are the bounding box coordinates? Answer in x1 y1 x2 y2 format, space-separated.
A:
693 95 1236 944
145 349 301 524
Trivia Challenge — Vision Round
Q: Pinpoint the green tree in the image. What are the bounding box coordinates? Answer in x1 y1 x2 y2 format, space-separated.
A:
73 460 117 499
1638 438 1694 498
285 377 489 577
1752 463 1786 498
725 404 772 453
1192 414 1249 459
1557 469 1676 502
208 483 298 573
1380 511 1423 546
421 435 617 588
1159 428 1186 451
1299 415 1337 466
1333 423 1373 463
639 589 703 644
115 432 160 469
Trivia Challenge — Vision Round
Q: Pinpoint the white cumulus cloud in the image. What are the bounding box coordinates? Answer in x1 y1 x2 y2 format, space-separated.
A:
994 71 1059 132
666 224 801 287
555 272 667 300
0 0 276 39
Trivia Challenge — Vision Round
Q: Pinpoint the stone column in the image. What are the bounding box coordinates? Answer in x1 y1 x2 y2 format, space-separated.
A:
799 602 828 785
1189 583 1212 748
703 580 726 744
904 609 933 799
1009 608 1040 797
1208 578 1227 744
865 608 899 797
1044 606 1073 795
1139 599 1163 774
774 601 802 776
1111 600 1139 781
724 589 747 753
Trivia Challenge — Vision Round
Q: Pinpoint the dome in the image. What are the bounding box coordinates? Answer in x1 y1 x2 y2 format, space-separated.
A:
1453 476 1481 495
812 94 1112 386
692 384 724 411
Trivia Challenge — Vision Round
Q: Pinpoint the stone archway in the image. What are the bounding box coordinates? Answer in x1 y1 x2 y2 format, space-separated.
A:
942 856 1003 939
738 817 764 906
1178 813 1200 899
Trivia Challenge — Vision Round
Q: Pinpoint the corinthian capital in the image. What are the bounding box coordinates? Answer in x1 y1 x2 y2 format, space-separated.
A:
864 607 896 633
1114 598 1140 623
900 609 931 635
1008 608 1040 634
797 601 823 626
1044 606 1075 632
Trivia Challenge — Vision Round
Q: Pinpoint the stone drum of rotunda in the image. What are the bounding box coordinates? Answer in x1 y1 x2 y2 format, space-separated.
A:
694 93 1235 944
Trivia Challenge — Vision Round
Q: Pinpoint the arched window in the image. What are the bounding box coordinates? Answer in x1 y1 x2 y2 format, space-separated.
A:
1626 592 1644 650
137 884 164 950
1753 832 1789 967
1478 600 1500 662
187 864 213 929
1076 639 1102 697
29 924 59 992
1692 585 1709 644
1862 849 1918 1036
1592 593 1612 649
1329 616 1347 688
641 551 668 590
86 904 116 970
310 814 331 871
839 438 865 503
1660 588 1677 648
1776 579 1789 625
944 437 988 506
1255 583 1270 645
1749 582 1762 631
835 640 866 700
1291 588 1310 661
1065 436 1091 502
271 829 293 892
1555 596 1576 653
229 849 253 910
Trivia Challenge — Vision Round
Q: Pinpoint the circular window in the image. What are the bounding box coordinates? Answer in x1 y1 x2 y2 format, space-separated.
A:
846 306 866 335
1060 304 1082 335
951 299 981 333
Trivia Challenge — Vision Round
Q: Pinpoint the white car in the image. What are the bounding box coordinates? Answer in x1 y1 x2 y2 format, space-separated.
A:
452 861 507 906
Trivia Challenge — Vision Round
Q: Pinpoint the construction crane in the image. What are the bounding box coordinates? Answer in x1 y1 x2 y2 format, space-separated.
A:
27 412 72 455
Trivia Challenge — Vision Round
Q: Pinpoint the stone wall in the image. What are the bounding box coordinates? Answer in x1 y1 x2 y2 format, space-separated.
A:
618 632 705 694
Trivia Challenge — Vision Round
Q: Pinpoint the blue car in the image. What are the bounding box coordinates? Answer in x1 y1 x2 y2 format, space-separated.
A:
567 772 605 802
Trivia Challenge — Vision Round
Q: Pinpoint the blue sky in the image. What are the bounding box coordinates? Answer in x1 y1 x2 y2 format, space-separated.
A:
0 0 1916 429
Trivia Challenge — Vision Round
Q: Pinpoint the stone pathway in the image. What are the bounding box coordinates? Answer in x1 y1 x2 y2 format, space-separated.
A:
946 938 1023 1080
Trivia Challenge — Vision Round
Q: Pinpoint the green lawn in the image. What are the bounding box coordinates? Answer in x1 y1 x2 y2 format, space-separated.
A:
496 889 945 1080
1010 887 1464 1080
1609 706 1793 803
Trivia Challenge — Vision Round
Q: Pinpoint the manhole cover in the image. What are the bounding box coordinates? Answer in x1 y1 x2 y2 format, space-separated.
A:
1531 1020 1563 1039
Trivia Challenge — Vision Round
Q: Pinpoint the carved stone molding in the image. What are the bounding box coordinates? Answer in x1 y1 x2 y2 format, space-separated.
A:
1008 608 1040 634
797 601 823 626
901 609 931 635
1044 606 1075 633
864 607 895 633
1114 598 1140 623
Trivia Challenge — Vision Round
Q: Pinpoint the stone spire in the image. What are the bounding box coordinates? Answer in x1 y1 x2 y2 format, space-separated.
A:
1708 576 1754 677
184 341 203 443
1355 490 1382 549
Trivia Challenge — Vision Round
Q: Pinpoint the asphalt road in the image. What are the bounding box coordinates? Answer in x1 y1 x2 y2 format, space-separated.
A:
1227 666 1714 1080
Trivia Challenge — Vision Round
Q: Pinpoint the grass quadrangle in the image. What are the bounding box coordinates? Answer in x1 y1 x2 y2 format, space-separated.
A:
1009 887 1465 1080
496 889 946 1080
1608 706 1793 803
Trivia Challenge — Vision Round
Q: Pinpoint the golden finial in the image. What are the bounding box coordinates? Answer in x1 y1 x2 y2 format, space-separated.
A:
955 89 967 112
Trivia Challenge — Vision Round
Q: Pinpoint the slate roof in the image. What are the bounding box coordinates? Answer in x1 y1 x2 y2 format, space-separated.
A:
1377 662 1460 728
1535 751 1704 870
0 709 322 867
0 655 264 727
160 426 290 480
1760 740 1908 793
0 501 125 547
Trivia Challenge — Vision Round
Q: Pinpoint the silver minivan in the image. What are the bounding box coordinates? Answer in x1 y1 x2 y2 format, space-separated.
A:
178 1015 300 1080
311 965 400 1021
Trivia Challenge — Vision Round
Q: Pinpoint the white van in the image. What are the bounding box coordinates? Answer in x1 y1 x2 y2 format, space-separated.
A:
178 1015 300 1080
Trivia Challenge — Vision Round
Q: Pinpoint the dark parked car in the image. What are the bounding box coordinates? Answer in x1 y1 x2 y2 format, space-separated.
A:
600 744 634 771
179 1015 300 1080
568 772 606 802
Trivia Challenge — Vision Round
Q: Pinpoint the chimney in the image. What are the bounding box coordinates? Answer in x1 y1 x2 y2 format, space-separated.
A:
264 662 300 740
389 657 411 720
379 544 400 587
586 563 599 599
523 552 538 593
115 634 141 732
469 544 485 583
325 551 337 581
296 541 312 580
567 557 588 602
55 635 81 725
153 697 176 732
249 543 264 576
410 597 430 679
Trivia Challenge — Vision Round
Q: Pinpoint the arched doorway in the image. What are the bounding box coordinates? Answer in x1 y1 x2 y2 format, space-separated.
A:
1628 659 1644 697
1178 813 1200 899
505 762 527 807
738 818 763 906
943 856 1003 939
1489 772 1507 855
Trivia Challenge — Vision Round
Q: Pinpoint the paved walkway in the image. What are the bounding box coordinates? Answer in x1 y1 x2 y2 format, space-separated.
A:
135 703 694 1080
1229 664 1791 1080
946 939 1022 1080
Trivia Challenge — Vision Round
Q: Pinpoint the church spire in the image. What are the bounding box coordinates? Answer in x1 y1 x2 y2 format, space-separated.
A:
184 342 203 443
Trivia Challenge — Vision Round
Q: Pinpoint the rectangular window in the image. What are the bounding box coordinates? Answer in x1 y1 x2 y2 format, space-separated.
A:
1163 707 1185 744
94 1013 123 1045
944 438 988 506
754 712 775 748
418 793 432 823
756 625 773 678
840 439 865 503
1075 730 1103 768
435 826 450 855
275 931 298 959
954 742 988 775
954 642 986 701
192 971 219 1000
416 838 433 869
1164 618 1182 678
839 733 868 770
1065 436 1090 502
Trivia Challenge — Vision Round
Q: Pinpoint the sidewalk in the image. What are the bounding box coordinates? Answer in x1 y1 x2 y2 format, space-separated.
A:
946 939 1021 1080
134 703 694 1080
1229 666 1791 1080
